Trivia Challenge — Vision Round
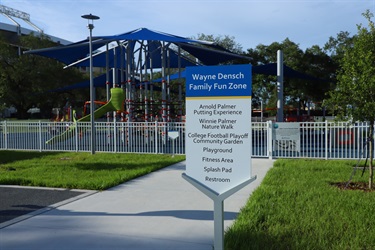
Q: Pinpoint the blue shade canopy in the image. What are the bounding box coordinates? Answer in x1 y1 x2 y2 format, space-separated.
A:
48 69 168 93
178 43 249 65
48 71 109 92
67 45 123 68
253 63 323 81
69 41 199 69
151 64 323 82
152 70 186 83
25 28 251 67
24 39 107 65
98 27 213 44
144 41 198 69
48 63 322 92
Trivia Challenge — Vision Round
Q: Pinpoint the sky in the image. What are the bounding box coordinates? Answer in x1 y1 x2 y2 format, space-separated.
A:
0 0 374 51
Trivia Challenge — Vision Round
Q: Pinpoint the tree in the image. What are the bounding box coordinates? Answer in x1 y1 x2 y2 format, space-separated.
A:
0 33 86 119
245 38 307 112
324 10 375 189
244 38 337 117
301 45 336 110
192 33 243 54
322 30 355 91
324 31 355 63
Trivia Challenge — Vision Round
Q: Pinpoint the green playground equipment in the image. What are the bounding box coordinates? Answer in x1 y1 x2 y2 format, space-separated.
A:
46 88 125 144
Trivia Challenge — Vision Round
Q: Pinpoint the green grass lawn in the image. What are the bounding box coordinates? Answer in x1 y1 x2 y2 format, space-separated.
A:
2 152 374 249
0 150 185 190
225 159 375 250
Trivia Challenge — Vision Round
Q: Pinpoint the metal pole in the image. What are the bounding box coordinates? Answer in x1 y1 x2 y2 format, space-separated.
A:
161 42 167 123
214 199 224 250
82 14 100 155
277 50 284 122
88 26 95 154
177 45 182 122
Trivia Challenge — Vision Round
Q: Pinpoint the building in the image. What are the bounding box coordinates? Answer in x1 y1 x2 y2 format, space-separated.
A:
0 4 71 48
0 4 72 118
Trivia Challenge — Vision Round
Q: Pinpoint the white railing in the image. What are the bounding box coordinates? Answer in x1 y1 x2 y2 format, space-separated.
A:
272 121 370 159
0 121 185 155
0 120 372 159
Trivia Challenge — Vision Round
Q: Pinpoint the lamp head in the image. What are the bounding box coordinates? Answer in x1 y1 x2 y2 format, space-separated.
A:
82 14 100 29
81 14 100 20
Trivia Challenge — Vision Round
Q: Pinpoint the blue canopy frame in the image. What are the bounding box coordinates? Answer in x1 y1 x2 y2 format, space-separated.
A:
26 27 321 122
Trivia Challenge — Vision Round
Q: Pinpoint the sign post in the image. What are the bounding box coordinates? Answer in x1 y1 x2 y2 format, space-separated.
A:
183 64 257 250
168 131 179 157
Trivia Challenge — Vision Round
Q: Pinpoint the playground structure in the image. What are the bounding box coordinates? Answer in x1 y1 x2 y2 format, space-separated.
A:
25 28 252 144
46 88 125 144
26 27 324 146
27 28 253 144
27 28 250 124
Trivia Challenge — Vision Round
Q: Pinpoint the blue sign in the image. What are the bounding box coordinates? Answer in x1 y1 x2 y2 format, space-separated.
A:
186 64 252 97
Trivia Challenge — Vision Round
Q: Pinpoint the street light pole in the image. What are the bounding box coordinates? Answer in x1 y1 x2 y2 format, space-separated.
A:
82 14 100 155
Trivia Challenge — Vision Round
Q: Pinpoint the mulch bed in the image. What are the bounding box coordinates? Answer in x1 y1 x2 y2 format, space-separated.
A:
331 182 375 192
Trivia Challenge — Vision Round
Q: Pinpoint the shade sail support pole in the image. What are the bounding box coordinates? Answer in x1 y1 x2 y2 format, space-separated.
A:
276 50 284 122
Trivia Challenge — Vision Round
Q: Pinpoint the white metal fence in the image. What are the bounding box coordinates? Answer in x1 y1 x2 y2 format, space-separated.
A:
0 121 185 155
270 121 370 159
0 120 372 160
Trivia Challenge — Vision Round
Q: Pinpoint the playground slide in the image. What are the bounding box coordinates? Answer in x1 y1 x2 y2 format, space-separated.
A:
46 88 125 145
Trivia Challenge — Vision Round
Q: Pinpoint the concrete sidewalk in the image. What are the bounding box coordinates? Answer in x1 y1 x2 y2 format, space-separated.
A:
0 158 274 250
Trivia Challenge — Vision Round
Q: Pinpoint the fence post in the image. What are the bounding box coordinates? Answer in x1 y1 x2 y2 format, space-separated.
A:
4 120 8 150
75 122 79 152
155 121 158 154
325 120 328 160
38 121 42 152
114 119 117 153
267 120 273 159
